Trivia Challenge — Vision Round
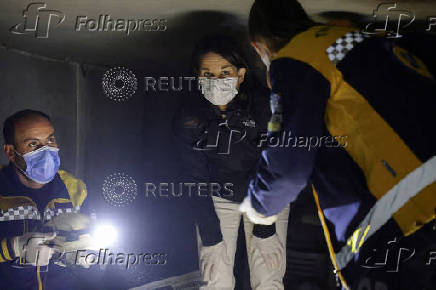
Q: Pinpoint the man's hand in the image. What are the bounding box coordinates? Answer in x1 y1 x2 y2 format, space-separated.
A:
65 251 91 268
200 241 231 282
250 234 285 272
240 196 278 225
12 232 57 266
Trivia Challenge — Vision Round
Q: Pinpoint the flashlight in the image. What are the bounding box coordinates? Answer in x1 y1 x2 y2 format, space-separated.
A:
90 223 118 249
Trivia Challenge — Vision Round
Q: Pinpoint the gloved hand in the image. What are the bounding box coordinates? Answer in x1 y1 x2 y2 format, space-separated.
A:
44 213 91 232
43 213 96 268
44 213 96 252
199 241 231 282
64 250 91 268
240 196 278 225
11 232 57 266
250 234 285 272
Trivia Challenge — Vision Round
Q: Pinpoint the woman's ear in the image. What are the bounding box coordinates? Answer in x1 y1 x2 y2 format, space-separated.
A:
237 67 247 86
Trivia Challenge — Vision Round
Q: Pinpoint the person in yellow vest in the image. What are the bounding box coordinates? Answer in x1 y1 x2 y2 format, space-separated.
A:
240 1 436 289
0 109 91 290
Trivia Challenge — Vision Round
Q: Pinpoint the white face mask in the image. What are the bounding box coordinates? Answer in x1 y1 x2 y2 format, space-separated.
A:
259 45 271 70
254 43 271 70
198 77 238 106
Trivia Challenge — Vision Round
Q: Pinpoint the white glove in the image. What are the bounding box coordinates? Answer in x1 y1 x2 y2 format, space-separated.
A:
65 251 91 268
12 232 57 266
62 234 95 267
200 241 231 282
239 196 278 225
250 234 285 272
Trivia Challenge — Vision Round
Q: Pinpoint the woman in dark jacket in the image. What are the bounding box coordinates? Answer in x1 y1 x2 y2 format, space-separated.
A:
173 34 290 289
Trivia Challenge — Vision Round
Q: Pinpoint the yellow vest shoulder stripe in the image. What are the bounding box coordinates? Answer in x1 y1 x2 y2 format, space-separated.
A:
57 170 87 207
0 195 36 211
274 26 434 235
274 26 436 284
275 25 353 96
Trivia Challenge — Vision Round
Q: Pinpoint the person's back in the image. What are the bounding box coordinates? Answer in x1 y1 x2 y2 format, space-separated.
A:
275 25 436 289
245 1 436 289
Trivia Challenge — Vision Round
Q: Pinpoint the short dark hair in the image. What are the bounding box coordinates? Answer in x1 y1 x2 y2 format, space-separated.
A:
192 33 257 99
3 110 52 145
191 33 249 76
249 0 315 52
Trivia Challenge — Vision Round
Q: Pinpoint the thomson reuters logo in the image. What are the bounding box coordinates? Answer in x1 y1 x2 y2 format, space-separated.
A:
102 172 138 207
102 67 138 102
10 3 65 38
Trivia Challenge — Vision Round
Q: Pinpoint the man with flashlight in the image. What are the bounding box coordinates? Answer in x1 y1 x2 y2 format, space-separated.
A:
0 110 93 290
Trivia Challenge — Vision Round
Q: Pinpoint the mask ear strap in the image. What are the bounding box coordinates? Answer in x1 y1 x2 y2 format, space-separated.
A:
252 42 265 58
13 150 28 175
251 42 261 55
14 149 23 157
14 159 28 177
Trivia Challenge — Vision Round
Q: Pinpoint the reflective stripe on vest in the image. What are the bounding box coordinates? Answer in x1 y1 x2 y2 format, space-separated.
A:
274 25 436 281
336 155 436 270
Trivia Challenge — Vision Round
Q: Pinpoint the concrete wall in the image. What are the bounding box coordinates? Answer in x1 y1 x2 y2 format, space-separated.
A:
0 48 79 174
0 47 199 286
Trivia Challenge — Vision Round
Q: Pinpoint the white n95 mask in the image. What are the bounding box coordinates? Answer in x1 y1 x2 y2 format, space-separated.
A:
198 77 238 106
260 46 271 70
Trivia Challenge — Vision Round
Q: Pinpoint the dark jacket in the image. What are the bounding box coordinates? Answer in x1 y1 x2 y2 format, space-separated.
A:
249 26 436 289
173 87 276 245
0 163 89 290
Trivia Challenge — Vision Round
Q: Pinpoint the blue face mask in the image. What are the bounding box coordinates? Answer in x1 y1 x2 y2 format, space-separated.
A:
15 145 61 184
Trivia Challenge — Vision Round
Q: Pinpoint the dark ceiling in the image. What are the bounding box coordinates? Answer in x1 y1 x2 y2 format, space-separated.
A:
0 0 435 67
